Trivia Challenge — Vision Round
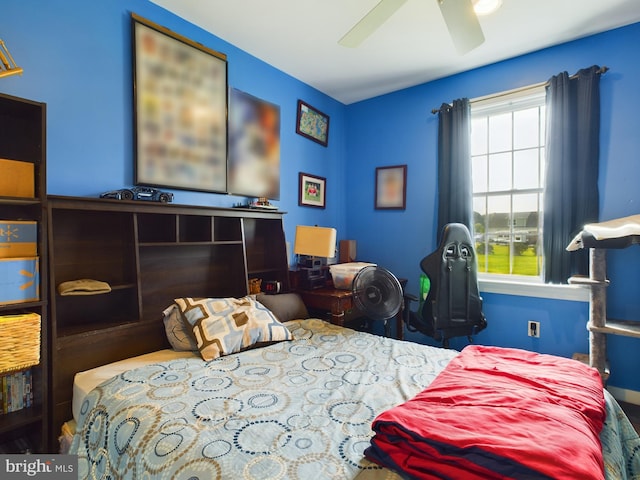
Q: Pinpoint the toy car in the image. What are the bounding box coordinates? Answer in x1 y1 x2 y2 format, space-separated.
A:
100 187 174 203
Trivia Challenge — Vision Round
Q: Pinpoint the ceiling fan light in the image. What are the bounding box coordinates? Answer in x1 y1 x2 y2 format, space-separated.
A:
473 0 502 16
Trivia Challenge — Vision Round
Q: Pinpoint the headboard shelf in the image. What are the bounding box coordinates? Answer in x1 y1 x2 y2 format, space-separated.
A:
46 195 290 450
55 317 142 340
138 240 244 247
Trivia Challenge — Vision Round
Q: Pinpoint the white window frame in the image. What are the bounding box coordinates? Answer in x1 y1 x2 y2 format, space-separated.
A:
470 86 588 302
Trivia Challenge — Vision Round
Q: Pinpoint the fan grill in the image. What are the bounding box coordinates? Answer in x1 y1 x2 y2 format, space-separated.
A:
352 266 403 321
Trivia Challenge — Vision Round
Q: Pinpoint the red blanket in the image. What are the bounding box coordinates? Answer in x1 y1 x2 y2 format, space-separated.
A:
365 345 605 479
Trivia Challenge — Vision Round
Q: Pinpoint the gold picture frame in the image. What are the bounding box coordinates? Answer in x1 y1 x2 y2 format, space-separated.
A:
132 13 228 193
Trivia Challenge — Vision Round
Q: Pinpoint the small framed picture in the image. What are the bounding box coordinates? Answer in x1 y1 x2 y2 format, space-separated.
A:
299 172 326 209
375 165 407 210
296 100 329 147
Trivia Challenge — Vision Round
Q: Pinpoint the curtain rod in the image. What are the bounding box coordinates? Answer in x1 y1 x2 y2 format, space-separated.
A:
430 65 609 114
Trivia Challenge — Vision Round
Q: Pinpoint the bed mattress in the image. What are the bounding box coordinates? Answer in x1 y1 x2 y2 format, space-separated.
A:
72 349 197 423
69 319 640 480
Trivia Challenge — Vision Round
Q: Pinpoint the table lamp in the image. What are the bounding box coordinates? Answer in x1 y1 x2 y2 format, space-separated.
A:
294 225 336 289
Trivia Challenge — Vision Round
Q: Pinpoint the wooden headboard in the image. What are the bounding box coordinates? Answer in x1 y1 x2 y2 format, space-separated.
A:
46 195 289 450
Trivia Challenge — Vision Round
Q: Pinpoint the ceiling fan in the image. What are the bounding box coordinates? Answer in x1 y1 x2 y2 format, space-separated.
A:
338 0 486 55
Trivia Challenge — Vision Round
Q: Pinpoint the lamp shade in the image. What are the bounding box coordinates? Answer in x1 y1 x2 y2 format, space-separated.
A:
294 226 336 258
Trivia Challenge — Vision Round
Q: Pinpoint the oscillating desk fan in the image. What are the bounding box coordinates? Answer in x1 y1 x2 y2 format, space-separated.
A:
352 266 403 337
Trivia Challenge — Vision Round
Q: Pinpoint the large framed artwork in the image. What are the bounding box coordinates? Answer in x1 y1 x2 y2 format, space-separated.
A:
295 100 329 147
375 165 407 210
228 88 280 199
298 172 326 208
132 13 228 193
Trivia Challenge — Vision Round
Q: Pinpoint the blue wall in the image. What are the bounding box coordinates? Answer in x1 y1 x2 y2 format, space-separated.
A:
346 23 640 393
3 2 640 393
1 0 348 257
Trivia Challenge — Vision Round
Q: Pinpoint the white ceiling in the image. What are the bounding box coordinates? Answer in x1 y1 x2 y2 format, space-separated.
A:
150 0 640 105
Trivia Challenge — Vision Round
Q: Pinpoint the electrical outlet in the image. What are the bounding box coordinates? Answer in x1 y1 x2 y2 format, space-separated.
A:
528 320 540 338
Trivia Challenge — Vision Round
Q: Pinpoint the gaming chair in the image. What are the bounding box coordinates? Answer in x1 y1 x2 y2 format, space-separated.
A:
406 223 487 347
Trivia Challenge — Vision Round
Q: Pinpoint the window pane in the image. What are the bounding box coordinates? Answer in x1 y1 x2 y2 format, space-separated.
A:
473 197 487 226
513 107 539 149
471 117 488 155
472 155 488 192
512 194 541 276
488 152 511 192
513 149 540 189
488 113 512 152
487 195 510 218
540 105 546 145
473 198 488 273
486 195 511 274
512 194 538 224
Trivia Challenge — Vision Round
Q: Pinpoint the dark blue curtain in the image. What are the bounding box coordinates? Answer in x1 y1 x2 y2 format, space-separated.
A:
437 98 473 240
543 66 601 283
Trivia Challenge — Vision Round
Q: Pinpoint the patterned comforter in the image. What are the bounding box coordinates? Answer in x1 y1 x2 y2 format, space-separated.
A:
70 319 640 480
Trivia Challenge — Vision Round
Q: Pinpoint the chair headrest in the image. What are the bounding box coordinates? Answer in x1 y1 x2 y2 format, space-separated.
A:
439 223 473 246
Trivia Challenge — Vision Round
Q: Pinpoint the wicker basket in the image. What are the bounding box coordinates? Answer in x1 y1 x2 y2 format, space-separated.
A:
0 313 41 374
249 278 262 294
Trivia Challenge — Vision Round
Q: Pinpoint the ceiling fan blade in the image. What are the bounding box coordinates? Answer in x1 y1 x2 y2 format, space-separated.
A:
437 0 485 54
339 0 408 48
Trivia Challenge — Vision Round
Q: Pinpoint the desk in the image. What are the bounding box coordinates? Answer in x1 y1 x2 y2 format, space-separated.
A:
297 287 405 340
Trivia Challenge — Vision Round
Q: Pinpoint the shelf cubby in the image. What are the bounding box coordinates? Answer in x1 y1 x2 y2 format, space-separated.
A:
178 214 212 242
137 213 177 243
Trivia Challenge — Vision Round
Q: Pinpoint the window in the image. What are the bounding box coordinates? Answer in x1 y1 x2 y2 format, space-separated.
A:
471 86 546 280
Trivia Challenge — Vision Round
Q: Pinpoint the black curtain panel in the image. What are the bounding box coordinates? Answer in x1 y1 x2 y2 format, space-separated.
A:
437 98 473 241
543 66 602 283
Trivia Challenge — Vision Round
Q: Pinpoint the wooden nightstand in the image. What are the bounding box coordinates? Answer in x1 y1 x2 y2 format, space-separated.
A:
297 286 405 340
297 287 357 326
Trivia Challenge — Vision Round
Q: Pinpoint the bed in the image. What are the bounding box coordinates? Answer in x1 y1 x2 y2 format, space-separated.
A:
67 295 640 480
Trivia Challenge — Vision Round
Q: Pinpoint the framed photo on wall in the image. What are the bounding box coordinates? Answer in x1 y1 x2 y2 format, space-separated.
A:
296 100 329 147
299 172 326 208
132 13 228 193
375 165 407 210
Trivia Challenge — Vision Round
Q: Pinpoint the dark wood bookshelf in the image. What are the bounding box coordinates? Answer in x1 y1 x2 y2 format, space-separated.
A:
0 92 48 454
